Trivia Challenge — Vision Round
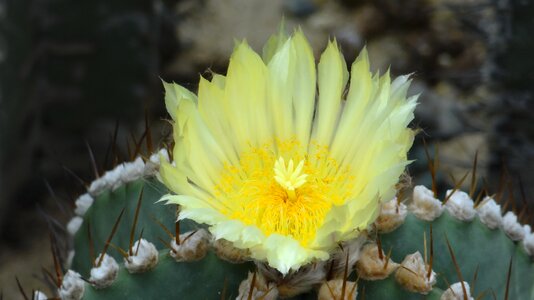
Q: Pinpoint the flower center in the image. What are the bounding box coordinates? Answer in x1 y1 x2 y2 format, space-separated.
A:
273 157 308 201
215 139 356 246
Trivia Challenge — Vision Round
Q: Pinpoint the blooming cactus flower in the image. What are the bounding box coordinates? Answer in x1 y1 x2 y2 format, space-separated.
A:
159 29 417 274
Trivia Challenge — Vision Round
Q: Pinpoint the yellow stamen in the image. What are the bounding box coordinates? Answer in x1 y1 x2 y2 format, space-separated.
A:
216 140 355 246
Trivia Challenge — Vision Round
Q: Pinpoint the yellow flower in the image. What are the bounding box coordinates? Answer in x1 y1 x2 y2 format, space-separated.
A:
159 29 417 274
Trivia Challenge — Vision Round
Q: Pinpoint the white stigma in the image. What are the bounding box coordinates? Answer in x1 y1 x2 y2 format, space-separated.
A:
274 157 308 197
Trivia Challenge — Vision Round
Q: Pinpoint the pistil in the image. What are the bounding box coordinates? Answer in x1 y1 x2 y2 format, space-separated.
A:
273 157 308 201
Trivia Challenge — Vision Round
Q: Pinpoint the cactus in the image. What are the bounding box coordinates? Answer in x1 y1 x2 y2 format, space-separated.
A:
25 27 534 300
47 154 534 299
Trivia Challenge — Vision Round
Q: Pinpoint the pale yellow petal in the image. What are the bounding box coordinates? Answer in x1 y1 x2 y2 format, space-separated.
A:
211 220 265 249
162 81 197 121
267 37 296 141
197 76 240 167
252 234 329 274
291 30 316 146
330 48 372 162
262 23 289 64
159 162 233 212
312 40 349 149
211 73 226 89
161 194 228 224
224 41 271 150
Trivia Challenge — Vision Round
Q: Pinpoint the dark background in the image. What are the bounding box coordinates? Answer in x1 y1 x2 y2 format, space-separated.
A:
0 0 533 297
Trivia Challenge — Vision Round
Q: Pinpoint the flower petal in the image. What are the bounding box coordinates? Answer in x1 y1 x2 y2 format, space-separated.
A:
254 234 329 274
292 29 316 146
162 80 197 122
312 40 349 148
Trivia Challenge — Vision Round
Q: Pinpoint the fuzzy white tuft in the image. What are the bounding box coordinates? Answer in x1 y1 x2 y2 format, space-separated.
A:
170 229 210 262
120 157 145 183
476 197 502 229
88 178 107 196
67 216 83 236
502 211 525 241
33 290 48 300
375 197 408 233
355 243 399 280
102 164 125 191
444 190 476 221
395 251 436 294
145 148 170 176
523 233 534 256
124 239 159 273
524 224 532 236
440 282 473 300
411 185 443 221
74 193 94 216
90 253 119 289
58 270 85 300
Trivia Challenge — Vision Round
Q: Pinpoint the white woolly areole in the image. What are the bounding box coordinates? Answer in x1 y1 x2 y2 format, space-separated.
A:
59 270 85 300
444 190 476 222
502 211 525 241
476 197 502 229
170 229 210 261
120 157 145 183
148 148 171 178
395 251 436 294
90 253 119 289
74 193 94 216
102 164 125 191
88 152 165 197
149 152 160 164
440 282 473 300
411 185 443 221
155 148 170 164
318 279 358 300
89 162 131 195
375 198 407 233
145 148 171 173
33 290 48 300
355 243 399 280
124 239 159 273
523 233 534 256
524 224 532 236
88 178 107 196
67 216 83 236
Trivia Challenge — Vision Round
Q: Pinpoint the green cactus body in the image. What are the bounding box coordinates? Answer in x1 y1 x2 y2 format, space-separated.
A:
70 177 254 298
71 178 181 275
82 252 252 299
59 159 534 300
374 213 534 299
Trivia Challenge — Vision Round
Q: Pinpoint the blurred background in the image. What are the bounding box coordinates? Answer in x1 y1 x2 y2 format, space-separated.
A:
0 0 533 297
